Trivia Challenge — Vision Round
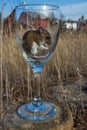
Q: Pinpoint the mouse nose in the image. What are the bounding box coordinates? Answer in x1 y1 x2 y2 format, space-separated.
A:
40 44 48 50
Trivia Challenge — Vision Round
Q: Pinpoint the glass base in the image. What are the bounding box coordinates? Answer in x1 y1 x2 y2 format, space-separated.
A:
17 98 56 121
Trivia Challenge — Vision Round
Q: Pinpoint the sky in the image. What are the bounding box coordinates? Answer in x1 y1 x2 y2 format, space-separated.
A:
0 0 87 20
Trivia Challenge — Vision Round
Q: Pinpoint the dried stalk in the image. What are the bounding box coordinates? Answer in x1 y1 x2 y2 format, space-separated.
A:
0 0 4 120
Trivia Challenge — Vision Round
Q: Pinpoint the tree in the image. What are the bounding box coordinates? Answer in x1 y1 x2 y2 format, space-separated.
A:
60 13 65 21
48 12 55 20
81 15 84 21
0 12 1 23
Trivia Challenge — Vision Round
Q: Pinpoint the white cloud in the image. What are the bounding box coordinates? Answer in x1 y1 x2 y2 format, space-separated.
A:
60 2 87 20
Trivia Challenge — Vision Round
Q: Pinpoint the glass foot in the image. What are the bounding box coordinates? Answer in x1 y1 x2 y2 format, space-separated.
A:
17 99 56 121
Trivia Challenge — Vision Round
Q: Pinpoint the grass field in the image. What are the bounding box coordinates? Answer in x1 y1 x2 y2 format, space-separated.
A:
0 30 87 129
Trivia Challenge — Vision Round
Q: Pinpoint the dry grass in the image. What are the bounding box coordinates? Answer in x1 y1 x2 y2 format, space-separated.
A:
58 31 87 79
0 30 87 123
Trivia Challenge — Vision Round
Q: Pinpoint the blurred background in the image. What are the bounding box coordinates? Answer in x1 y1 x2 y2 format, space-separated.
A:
0 1 87 129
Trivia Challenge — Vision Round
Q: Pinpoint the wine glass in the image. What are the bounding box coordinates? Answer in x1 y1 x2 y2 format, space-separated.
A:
15 4 60 121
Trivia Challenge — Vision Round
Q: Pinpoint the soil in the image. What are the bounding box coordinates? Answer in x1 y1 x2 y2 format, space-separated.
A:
0 79 87 130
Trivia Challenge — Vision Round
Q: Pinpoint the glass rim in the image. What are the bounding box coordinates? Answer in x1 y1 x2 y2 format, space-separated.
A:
15 4 59 11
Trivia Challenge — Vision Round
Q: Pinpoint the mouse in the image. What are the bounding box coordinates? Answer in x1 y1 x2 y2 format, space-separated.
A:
22 27 51 56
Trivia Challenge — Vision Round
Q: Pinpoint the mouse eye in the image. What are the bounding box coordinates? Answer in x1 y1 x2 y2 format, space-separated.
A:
46 35 50 40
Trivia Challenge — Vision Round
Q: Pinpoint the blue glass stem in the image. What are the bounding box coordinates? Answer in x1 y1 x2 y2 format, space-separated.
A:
33 72 41 103
17 69 57 121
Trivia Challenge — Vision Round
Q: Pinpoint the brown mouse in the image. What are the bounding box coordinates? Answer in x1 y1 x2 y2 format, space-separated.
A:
22 27 51 56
